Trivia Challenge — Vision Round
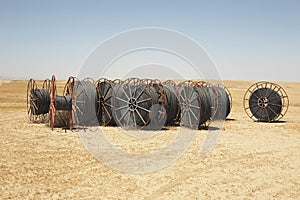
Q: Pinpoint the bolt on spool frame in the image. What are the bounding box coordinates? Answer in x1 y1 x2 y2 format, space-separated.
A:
243 81 289 122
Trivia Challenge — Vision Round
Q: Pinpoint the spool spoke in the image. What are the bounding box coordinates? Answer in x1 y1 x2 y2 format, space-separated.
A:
104 85 111 98
115 97 129 104
104 102 113 108
132 111 137 128
115 105 128 111
136 86 146 100
136 109 146 125
190 94 198 104
103 105 112 120
75 105 84 116
245 104 259 110
137 98 152 104
267 102 283 107
105 95 112 101
189 109 198 120
119 109 130 122
136 105 151 113
188 111 192 127
123 88 130 100
189 104 201 109
264 107 271 122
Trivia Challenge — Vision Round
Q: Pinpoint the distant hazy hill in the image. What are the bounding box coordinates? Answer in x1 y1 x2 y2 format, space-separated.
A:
0 75 28 80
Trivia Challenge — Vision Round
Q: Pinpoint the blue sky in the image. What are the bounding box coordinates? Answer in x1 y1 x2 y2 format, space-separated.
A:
0 0 299 81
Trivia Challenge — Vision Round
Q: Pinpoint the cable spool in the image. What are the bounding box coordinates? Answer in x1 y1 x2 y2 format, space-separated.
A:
27 79 51 123
194 82 213 126
194 81 218 125
243 81 289 122
213 84 232 120
177 81 211 129
49 75 71 130
79 78 98 126
113 78 162 130
95 78 117 126
162 80 180 125
141 79 167 129
62 77 97 128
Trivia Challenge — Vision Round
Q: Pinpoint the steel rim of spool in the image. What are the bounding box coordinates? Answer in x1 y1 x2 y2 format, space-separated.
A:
95 78 114 126
49 75 56 130
113 78 155 129
178 80 202 129
27 79 38 122
243 81 289 122
42 78 51 92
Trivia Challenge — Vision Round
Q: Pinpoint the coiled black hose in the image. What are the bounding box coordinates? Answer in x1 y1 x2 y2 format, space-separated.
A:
194 86 212 126
55 96 72 110
249 88 282 122
31 89 50 115
213 86 231 120
162 83 180 125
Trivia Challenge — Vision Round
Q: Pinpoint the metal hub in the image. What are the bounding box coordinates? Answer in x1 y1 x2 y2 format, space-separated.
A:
128 98 137 111
258 97 268 108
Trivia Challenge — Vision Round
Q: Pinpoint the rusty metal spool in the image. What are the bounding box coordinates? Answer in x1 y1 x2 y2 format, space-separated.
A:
162 80 181 125
48 76 97 130
112 78 164 130
49 75 72 130
61 76 97 128
243 81 289 122
95 78 117 126
27 78 51 123
177 80 212 129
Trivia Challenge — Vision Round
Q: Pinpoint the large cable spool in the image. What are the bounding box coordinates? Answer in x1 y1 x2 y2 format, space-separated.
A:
177 81 211 129
62 77 97 128
95 78 117 126
49 75 73 130
243 81 289 122
194 81 218 125
141 78 167 129
162 80 180 125
212 84 232 120
113 78 162 130
27 78 51 123
79 78 98 126
194 82 213 126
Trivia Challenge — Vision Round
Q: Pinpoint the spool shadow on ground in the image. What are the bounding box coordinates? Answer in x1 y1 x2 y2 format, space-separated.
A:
225 118 236 121
255 120 287 124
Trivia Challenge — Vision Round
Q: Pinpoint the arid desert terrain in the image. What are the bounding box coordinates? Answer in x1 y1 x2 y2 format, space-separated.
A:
0 80 299 199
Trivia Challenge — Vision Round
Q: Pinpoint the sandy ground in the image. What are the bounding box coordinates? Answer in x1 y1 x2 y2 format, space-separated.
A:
0 80 299 199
